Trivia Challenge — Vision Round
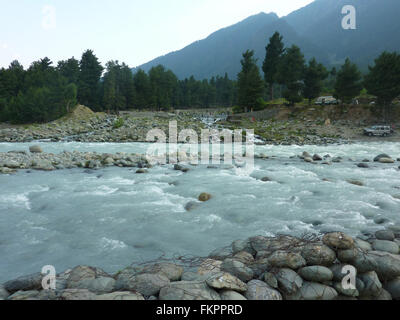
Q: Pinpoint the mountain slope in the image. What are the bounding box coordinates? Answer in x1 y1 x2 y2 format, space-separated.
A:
133 12 327 79
134 0 400 79
284 0 400 68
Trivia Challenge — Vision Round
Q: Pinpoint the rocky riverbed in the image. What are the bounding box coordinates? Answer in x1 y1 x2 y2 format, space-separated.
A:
1 230 400 300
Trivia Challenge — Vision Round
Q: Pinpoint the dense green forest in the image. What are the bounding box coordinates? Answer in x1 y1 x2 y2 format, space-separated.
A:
0 31 399 124
0 50 237 124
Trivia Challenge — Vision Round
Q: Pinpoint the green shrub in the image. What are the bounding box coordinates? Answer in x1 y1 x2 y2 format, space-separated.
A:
113 117 124 129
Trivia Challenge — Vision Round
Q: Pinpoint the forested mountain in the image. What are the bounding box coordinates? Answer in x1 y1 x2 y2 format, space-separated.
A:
135 0 400 79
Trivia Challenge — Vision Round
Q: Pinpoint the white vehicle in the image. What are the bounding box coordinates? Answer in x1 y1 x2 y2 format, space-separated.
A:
315 96 340 105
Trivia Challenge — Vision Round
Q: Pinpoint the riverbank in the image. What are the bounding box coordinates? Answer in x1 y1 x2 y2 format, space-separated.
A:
1 144 400 174
1 229 399 300
1 105 399 146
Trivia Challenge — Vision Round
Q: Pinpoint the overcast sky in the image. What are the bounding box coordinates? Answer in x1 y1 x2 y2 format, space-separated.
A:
0 0 314 69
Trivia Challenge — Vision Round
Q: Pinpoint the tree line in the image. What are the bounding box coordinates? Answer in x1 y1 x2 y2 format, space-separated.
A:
0 50 237 124
1 34 399 124
236 32 400 112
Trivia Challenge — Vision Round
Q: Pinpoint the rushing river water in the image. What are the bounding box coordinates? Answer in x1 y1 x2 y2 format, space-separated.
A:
1 141 400 282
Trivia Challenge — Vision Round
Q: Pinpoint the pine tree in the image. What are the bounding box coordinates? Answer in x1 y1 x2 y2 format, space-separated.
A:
263 32 285 100
57 57 80 84
237 50 264 111
364 51 400 106
334 58 363 103
78 50 103 110
277 45 305 105
303 58 328 104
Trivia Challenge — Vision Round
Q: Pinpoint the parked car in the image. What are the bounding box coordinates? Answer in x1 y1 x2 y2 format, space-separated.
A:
363 125 393 137
315 96 340 105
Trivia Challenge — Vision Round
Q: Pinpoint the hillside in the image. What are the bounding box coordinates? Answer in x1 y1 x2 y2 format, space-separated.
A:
134 0 400 79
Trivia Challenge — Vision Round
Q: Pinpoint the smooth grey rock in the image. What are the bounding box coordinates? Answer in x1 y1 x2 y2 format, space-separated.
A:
267 251 306 269
301 244 336 267
244 280 282 300
372 240 399 254
384 277 400 300
221 259 254 282
115 273 170 296
75 277 115 294
3 272 42 293
205 272 247 292
286 282 338 300
298 266 333 282
0 285 9 299
263 272 278 289
370 251 400 280
67 266 96 288
374 154 390 162
337 249 378 273
220 290 247 300
354 238 372 251
275 268 303 295
7 290 40 300
132 263 184 281
359 271 383 297
375 230 395 241
159 280 221 300
60 289 97 300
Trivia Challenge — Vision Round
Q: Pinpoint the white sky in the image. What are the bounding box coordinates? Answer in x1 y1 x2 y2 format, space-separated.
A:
0 0 315 69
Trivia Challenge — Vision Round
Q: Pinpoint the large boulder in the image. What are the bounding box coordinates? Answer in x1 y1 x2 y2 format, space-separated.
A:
198 193 212 202
249 236 304 254
0 285 9 299
220 259 254 282
197 259 222 276
298 266 333 282
372 240 399 254
375 230 395 241
205 272 247 292
370 251 400 280
159 280 221 300
7 290 40 300
274 268 303 295
267 251 306 269
333 282 359 297
132 263 184 281
67 266 97 288
286 282 338 300
384 278 400 300
244 280 282 300
322 232 354 250
337 249 378 273
74 277 115 294
3 272 42 293
29 145 43 153
358 271 383 297
301 244 336 267
115 273 170 296
374 154 391 162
